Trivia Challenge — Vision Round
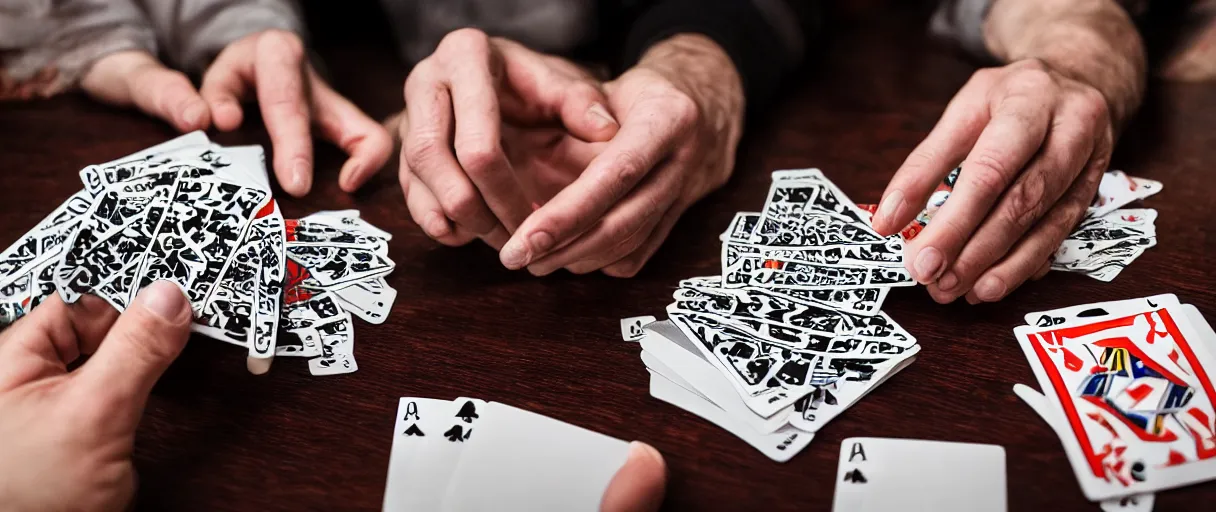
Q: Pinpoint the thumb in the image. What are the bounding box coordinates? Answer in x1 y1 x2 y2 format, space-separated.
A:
555 81 619 144
82 51 211 132
73 281 191 424
600 442 667 512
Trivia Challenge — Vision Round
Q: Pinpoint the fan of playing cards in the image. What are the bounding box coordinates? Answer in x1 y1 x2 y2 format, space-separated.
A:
0 132 396 377
627 169 920 462
1013 294 1216 510
859 167 1163 282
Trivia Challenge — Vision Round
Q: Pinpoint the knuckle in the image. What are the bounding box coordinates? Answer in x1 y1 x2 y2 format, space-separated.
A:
670 91 700 128
405 135 447 170
965 152 1015 191
601 150 649 194
1013 57 1050 74
603 259 643 278
440 28 491 55
257 30 304 61
1011 67 1054 91
441 187 485 225
1074 87 1111 126
455 142 502 177
1003 172 1048 230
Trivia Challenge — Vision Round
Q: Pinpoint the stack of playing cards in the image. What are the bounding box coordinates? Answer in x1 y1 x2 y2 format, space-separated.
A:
628 168 920 462
831 437 1007 512
1013 295 1216 511
0 132 396 376
860 168 1162 282
384 397 633 511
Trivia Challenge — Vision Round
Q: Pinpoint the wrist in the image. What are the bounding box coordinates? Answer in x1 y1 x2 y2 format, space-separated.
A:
636 33 745 147
983 0 1146 129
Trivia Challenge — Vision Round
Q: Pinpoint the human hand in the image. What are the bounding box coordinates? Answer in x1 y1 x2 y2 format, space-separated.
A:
201 30 392 196
0 281 191 511
399 29 621 250
871 59 1112 304
501 33 746 277
82 50 212 132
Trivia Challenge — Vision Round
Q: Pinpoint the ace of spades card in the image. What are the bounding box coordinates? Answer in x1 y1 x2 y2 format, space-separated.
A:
832 437 1007 512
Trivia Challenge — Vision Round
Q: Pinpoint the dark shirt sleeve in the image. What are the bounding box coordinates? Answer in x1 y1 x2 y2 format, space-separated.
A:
620 0 819 114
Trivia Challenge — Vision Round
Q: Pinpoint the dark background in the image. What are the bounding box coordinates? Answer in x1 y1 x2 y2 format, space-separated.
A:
1 1 1213 510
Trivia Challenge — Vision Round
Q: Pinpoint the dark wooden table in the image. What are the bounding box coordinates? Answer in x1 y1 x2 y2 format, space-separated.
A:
2 2 1214 511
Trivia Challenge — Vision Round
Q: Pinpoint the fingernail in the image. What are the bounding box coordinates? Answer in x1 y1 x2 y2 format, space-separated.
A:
424 211 451 237
587 103 617 130
874 189 905 230
135 281 189 323
341 163 362 191
500 239 530 269
974 275 1006 301
937 271 958 291
529 230 554 255
182 103 206 128
913 247 944 283
629 441 665 467
292 160 311 194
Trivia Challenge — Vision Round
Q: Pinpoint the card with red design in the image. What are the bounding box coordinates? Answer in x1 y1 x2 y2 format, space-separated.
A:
1013 295 1216 501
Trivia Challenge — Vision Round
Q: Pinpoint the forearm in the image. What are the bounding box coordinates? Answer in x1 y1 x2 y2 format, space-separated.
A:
637 34 745 151
136 0 305 73
983 0 1146 129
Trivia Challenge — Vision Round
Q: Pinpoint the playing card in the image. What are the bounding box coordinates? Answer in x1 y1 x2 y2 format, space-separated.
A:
79 131 211 195
722 247 913 290
1013 301 1216 500
648 368 814 462
1022 294 1180 329
787 353 918 433
641 320 791 433
307 311 358 376
440 402 631 512
383 397 485 512
285 245 394 288
671 284 915 348
680 275 890 317
331 278 396 324
1012 384 1157 512
620 315 657 342
1091 170 1163 219
832 437 1007 512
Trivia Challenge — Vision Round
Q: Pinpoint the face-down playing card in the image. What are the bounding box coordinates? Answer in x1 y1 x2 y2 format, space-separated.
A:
1013 300 1216 500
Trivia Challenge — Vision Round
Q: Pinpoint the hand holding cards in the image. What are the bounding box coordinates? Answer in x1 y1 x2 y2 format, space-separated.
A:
1014 295 1216 505
858 168 1163 283
0 132 397 376
383 398 667 512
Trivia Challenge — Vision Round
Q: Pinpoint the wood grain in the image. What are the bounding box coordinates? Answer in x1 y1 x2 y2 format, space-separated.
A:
0 2 1212 511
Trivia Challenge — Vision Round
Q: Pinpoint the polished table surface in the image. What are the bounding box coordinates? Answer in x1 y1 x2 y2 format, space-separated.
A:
1 2 1214 511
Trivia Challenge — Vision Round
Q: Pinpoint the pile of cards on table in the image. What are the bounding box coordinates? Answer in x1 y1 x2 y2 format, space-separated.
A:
627 169 920 462
384 397 632 511
1013 294 1216 511
0 131 397 376
859 168 1162 282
